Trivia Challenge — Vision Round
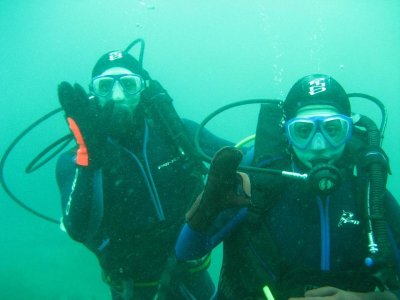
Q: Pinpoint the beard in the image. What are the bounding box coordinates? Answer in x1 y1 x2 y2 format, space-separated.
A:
108 103 136 139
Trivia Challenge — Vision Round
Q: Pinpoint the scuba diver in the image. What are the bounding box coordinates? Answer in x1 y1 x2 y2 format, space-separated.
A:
56 40 230 300
176 74 400 299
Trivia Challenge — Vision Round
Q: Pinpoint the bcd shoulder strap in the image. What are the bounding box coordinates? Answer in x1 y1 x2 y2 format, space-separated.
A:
141 92 207 175
252 102 287 167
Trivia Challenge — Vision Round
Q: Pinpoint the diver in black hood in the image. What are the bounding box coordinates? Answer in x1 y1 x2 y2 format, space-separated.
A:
176 74 400 299
56 40 230 300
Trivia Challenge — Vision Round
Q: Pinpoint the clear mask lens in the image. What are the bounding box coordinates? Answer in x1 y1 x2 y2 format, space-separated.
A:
320 117 350 147
285 115 352 150
92 74 144 97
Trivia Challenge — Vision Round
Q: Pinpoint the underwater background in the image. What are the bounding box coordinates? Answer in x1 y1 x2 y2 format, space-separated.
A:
1 1 399 299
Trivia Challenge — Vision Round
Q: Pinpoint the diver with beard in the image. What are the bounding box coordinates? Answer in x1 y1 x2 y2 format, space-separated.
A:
56 48 229 299
176 74 400 299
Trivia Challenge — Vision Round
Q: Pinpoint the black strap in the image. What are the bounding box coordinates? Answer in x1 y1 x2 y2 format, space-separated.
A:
253 103 286 167
142 92 207 175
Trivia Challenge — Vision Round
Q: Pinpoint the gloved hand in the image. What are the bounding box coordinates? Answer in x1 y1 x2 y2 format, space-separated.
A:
140 80 170 104
58 82 113 168
186 146 251 231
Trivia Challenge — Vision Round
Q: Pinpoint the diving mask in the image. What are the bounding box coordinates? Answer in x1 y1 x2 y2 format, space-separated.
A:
285 114 352 150
91 74 145 97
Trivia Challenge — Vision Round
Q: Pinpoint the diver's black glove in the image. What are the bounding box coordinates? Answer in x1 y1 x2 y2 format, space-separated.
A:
186 147 251 232
140 80 170 104
58 82 113 168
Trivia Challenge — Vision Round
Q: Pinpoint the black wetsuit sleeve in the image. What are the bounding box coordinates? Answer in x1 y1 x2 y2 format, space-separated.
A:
56 151 103 243
182 118 234 157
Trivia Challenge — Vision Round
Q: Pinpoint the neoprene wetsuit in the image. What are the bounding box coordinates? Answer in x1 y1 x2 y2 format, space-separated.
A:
176 152 400 300
56 117 230 300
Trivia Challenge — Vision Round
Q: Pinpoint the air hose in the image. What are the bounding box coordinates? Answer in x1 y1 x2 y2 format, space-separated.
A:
356 114 394 288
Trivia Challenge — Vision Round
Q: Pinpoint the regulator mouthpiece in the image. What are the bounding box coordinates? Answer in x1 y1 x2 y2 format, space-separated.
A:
308 162 342 193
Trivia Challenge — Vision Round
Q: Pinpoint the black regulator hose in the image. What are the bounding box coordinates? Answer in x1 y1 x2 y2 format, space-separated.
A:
356 114 393 285
348 93 387 143
125 38 145 68
25 134 73 173
0 108 66 225
195 99 284 163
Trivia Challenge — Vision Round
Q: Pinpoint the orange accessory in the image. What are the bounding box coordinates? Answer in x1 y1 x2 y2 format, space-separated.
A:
67 117 89 166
